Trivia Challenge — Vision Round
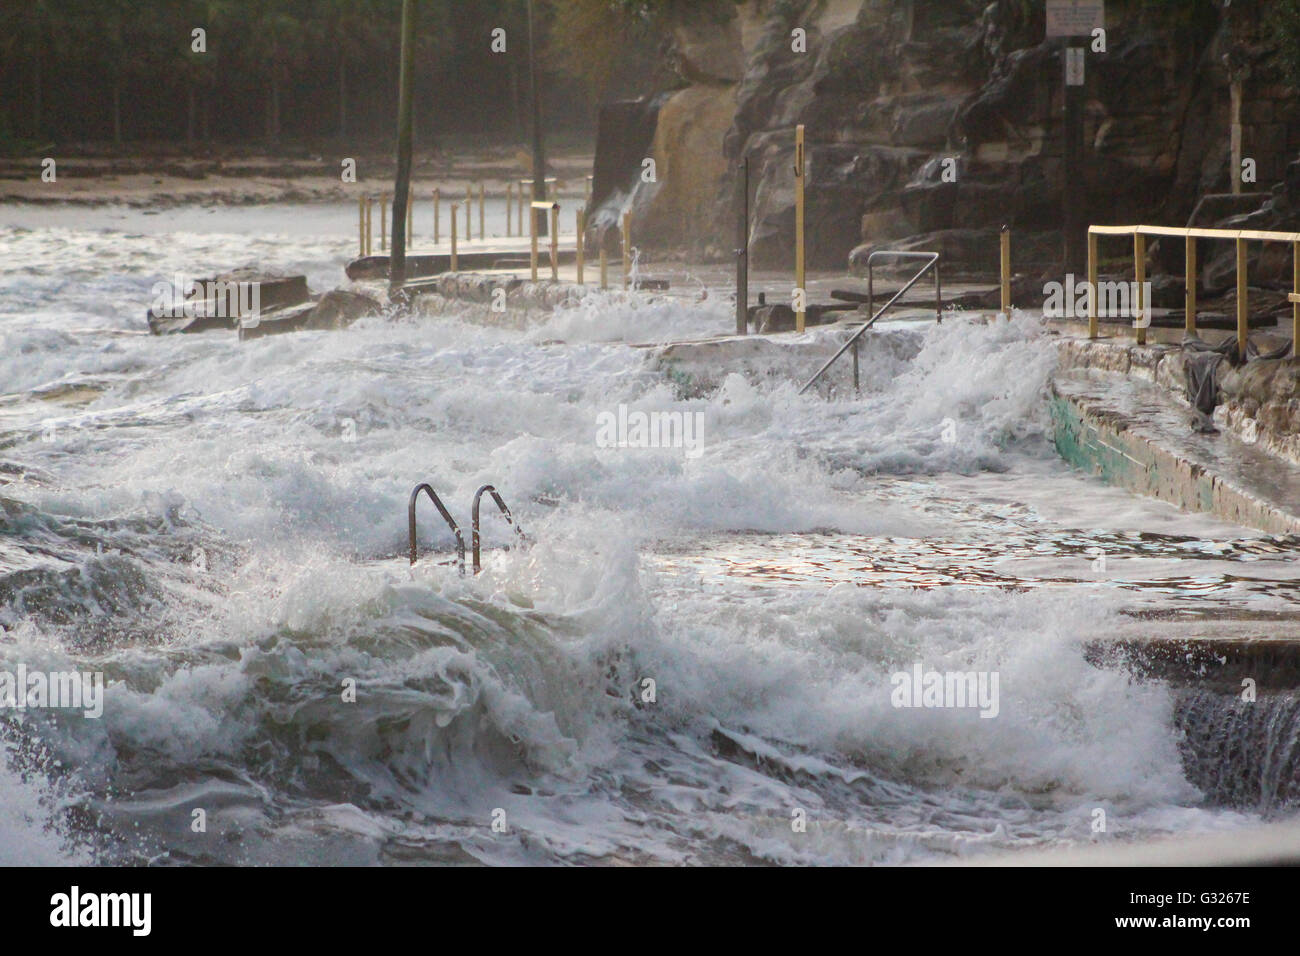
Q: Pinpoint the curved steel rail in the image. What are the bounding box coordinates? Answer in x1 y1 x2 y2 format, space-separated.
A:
472 484 526 574
408 483 466 574
799 253 941 396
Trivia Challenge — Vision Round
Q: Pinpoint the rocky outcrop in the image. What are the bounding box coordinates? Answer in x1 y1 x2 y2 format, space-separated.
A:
621 0 1300 277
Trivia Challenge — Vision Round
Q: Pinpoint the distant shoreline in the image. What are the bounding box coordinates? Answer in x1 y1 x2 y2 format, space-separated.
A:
0 146 594 209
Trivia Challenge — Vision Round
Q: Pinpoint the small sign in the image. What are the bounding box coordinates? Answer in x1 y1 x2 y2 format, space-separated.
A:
1065 47 1086 86
1047 0 1104 37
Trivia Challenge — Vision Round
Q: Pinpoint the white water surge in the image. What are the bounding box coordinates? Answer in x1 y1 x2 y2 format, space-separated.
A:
1 204 1296 865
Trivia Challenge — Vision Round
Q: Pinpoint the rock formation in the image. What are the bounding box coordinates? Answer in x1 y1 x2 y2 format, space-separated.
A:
614 0 1300 277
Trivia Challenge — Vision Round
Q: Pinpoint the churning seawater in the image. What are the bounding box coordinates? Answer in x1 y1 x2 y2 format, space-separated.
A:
2 203 1298 865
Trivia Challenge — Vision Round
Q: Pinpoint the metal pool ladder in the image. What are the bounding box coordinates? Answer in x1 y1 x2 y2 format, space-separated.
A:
472 484 526 574
408 483 527 575
799 251 941 395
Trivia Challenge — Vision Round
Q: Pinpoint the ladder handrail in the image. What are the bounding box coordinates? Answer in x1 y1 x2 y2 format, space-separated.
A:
798 253 940 395
408 483 466 574
472 484 525 574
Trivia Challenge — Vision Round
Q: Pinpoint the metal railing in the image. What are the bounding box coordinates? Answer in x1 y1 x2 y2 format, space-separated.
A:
1087 224 1300 356
472 485 526 574
408 483 466 574
799 252 941 395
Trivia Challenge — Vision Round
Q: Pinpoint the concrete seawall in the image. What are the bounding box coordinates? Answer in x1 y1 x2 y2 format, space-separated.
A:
1051 339 1300 536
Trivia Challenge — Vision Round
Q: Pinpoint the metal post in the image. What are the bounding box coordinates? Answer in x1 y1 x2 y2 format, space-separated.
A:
465 185 473 241
794 124 806 333
549 203 559 281
622 211 631 289
380 197 388 251
518 180 525 235
1063 39 1086 276
450 202 458 272
478 182 485 239
506 182 513 237
935 261 942 323
600 245 608 291
1000 225 1011 316
358 196 365 256
736 155 749 335
1134 231 1147 346
433 188 440 244
1087 229 1099 339
1186 234 1197 336
1237 236 1248 356
576 206 585 285
365 197 373 256
389 0 417 290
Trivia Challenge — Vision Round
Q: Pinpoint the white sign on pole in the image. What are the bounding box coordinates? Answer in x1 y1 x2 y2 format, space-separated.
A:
1046 0 1105 38
1065 47 1086 86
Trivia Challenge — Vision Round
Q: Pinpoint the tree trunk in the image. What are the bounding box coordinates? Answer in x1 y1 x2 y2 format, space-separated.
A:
112 78 122 145
32 47 42 138
527 0 547 236
510 57 523 141
339 55 347 139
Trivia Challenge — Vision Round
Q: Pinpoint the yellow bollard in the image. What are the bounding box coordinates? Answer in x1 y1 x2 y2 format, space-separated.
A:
1134 231 1147 346
999 225 1011 316
380 197 388 252
1293 241 1299 357
1186 234 1197 336
622 211 631 289
365 197 373 257
550 204 559 281
530 203 539 282
1087 229 1099 339
576 207 585 285
358 196 365 256
1237 236 1248 356
450 202 458 272
433 188 441 244
478 183 485 240
794 124 806 333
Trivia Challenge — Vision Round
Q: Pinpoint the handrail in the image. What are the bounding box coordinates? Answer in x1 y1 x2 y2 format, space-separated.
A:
471 484 526 574
408 483 466 574
1087 223 1300 356
799 253 941 395
866 251 942 324
1088 224 1300 242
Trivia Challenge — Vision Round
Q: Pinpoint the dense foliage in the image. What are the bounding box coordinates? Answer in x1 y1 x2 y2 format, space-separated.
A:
0 0 660 150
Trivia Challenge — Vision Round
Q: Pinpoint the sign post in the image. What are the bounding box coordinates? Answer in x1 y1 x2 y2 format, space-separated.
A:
1047 1 1103 277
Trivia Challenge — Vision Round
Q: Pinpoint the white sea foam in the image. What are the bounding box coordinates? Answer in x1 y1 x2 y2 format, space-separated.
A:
0 209 1294 864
